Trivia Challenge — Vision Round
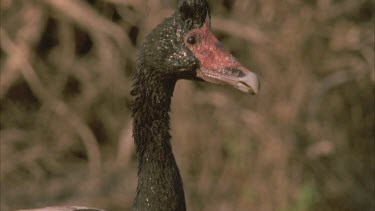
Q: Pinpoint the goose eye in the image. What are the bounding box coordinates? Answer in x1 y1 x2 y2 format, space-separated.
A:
187 35 197 45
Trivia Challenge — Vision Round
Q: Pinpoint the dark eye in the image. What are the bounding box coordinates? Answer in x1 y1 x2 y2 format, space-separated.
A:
187 35 197 45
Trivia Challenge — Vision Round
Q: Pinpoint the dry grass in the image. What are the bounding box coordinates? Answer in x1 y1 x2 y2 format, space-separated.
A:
1 0 374 211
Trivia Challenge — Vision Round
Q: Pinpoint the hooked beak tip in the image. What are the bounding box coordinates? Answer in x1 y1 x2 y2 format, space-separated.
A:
237 71 260 95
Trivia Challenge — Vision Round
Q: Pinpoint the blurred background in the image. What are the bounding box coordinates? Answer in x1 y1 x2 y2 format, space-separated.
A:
0 0 374 210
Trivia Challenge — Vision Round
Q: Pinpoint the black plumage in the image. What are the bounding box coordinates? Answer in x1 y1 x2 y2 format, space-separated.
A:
131 0 259 210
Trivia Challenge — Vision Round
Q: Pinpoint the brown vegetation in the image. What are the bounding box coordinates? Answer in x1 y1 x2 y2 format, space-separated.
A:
1 0 374 210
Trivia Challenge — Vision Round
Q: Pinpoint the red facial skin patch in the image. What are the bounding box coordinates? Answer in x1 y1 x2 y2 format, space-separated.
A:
184 24 247 80
183 23 260 95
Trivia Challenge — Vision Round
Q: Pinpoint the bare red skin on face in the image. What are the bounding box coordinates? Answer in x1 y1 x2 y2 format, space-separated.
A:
184 24 245 77
183 23 259 95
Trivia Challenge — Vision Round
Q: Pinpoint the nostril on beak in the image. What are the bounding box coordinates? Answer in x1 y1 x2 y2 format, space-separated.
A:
224 67 246 77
